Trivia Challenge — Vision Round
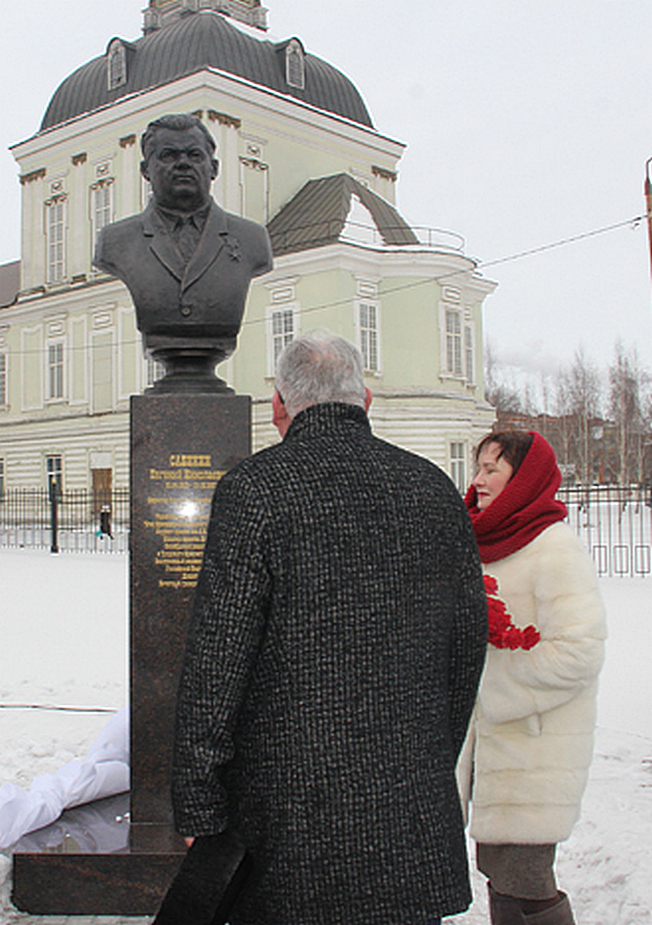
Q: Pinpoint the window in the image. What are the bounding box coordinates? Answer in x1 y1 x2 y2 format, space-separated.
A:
450 442 467 493
271 308 295 371
285 40 305 90
91 180 114 248
0 354 6 405
46 197 66 283
146 355 165 387
48 342 64 400
445 308 462 377
141 174 153 210
46 455 63 500
107 40 127 90
266 282 299 376
464 323 474 384
0 458 4 502
359 302 380 372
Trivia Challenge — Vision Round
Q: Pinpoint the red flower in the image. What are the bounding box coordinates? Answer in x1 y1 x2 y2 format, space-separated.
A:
483 574 541 651
483 575 499 595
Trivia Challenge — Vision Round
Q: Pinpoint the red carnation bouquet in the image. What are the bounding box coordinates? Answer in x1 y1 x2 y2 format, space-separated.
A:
483 575 540 650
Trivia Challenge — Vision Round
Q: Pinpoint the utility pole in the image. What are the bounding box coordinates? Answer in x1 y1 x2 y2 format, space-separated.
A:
645 159 652 280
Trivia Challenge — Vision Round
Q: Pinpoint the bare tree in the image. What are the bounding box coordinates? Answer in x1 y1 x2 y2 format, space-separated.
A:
484 342 523 415
608 342 650 484
553 370 573 476
556 347 602 484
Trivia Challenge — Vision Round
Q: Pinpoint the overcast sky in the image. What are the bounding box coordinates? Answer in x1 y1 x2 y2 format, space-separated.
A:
2 0 652 377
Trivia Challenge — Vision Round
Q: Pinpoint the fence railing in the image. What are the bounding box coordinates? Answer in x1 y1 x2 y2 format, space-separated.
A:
560 484 652 578
1 484 651 573
0 488 129 554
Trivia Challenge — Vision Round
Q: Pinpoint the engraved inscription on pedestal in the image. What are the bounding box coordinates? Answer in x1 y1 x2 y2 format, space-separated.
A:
130 393 251 827
145 454 225 591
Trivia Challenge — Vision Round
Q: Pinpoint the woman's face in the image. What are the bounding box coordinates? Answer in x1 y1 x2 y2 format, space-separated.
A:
472 442 514 511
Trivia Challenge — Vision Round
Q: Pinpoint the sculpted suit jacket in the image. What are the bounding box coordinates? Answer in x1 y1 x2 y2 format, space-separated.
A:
93 200 273 341
172 403 488 925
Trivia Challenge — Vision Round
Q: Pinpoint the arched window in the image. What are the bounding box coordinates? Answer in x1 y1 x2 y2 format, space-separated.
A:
107 40 127 90
285 40 305 90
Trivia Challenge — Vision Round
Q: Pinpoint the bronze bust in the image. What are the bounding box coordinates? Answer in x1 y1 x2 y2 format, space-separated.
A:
94 114 273 391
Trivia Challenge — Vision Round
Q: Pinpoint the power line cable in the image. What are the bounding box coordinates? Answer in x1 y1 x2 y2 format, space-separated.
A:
4 210 647 355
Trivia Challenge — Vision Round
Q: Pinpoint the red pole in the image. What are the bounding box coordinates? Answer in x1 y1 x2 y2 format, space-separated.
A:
645 159 652 281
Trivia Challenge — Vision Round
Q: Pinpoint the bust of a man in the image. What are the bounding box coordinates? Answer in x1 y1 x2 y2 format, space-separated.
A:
93 114 273 390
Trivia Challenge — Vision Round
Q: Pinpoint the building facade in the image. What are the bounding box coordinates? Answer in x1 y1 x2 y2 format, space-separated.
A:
0 0 495 499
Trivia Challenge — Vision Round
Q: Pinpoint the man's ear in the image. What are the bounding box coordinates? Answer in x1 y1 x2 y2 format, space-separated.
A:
140 159 150 182
272 390 291 437
364 387 373 413
211 158 219 181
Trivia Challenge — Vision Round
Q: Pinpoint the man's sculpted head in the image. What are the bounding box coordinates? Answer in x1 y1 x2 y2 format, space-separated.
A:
140 114 219 213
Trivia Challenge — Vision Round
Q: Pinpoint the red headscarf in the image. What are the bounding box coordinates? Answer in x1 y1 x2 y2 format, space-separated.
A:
464 431 567 564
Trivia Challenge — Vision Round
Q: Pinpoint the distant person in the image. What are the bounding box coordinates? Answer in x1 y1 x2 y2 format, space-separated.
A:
171 330 487 924
460 430 607 925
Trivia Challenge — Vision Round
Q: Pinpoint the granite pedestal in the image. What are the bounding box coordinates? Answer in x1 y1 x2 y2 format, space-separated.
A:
12 393 251 914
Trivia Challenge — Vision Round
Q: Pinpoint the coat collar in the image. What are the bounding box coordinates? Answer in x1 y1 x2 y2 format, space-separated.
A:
285 402 371 441
141 198 229 288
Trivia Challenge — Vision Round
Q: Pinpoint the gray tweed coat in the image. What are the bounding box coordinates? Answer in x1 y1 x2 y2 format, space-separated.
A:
172 403 487 925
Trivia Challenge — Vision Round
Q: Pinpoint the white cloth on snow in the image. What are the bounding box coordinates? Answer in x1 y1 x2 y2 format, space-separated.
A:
0 707 129 848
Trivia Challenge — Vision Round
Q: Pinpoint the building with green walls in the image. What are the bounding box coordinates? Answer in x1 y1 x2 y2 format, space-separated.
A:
0 0 495 498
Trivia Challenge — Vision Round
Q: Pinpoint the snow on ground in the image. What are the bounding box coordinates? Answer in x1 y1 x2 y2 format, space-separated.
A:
0 550 650 923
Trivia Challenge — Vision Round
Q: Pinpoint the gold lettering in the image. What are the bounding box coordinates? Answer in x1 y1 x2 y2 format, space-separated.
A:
169 454 212 468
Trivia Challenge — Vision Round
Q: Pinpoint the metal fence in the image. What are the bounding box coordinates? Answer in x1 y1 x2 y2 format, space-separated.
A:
560 484 652 578
0 488 130 554
1 484 651 574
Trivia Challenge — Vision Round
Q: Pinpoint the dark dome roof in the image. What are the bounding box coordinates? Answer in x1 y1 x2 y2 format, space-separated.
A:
40 11 373 131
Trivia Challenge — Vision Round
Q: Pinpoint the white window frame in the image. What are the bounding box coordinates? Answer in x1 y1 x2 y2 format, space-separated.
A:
47 340 65 401
146 355 165 388
141 174 153 210
464 321 475 385
46 455 63 498
45 196 67 284
91 178 114 250
356 299 381 374
267 304 298 376
449 441 467 493
445 307 462 377
439 301 467 380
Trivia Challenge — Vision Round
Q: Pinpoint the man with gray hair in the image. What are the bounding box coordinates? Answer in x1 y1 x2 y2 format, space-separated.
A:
172 329 487 924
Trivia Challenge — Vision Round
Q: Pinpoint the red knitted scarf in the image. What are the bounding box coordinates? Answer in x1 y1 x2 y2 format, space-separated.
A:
464 432 567 564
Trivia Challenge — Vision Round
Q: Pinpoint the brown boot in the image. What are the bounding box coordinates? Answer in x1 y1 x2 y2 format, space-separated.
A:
525 892 575 925
488 885 527 924
488 885 576 925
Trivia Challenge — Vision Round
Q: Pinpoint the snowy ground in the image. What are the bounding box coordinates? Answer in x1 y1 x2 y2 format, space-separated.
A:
0 548 650 923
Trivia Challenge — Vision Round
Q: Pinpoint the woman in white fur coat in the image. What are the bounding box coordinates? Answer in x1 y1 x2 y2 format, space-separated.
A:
460 430 607 925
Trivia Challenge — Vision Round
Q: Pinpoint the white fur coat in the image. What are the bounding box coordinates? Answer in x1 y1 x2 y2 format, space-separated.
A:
457 522 607 844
